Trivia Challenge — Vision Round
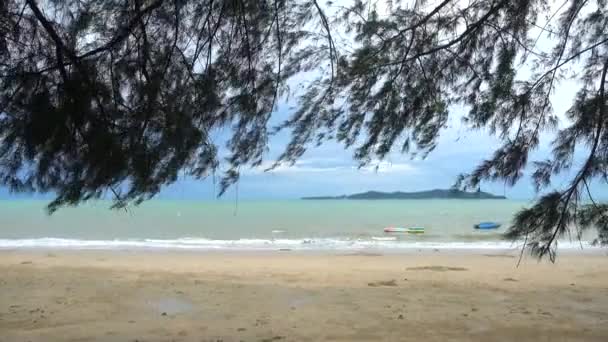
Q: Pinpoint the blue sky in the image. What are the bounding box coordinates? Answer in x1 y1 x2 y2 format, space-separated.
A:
3 85 603 202
3 1 606 202
157 89 607 201
0 102 557 202
156 4 608 202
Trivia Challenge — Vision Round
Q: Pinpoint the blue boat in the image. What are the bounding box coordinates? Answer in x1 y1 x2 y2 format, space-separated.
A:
474 222 501 229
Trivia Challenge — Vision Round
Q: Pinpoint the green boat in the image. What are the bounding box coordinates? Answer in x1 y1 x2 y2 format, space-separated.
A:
384 226 425 234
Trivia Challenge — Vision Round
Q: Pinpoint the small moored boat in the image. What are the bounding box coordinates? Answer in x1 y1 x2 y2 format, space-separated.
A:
384 226 425 234
474 222 501 229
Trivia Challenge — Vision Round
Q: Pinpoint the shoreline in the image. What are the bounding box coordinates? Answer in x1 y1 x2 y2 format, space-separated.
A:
1 247 606 257
0 237 604 255
1 244 606 256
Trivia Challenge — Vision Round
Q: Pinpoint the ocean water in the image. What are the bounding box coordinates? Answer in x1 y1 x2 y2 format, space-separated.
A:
0 199 599 251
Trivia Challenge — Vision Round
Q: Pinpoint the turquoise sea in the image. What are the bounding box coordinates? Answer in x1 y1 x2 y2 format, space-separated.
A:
0 199 598 251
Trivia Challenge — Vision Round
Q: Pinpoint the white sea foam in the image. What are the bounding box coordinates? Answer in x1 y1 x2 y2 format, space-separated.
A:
0 237 600 251
371 236 397 241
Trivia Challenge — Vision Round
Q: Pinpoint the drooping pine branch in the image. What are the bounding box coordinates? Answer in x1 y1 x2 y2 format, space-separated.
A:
2 0 608 258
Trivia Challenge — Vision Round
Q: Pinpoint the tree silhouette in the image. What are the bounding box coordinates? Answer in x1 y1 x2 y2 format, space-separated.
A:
2 0 608 259
1 0 329 210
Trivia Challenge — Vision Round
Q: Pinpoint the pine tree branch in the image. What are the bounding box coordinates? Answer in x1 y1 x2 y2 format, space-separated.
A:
76 0 165 60
541 55 608 259
313 0 337 85
380 0 509 68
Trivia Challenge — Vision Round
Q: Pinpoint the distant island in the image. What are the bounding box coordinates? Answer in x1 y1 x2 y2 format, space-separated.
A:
302 189 506 200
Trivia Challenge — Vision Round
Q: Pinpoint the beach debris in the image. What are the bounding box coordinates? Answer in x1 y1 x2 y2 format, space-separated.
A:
471 308 478 312
398 314 404 320
368 279 398 287
255 318 269 326
279 248 292 252
237 328 247 332
20 261 33 265
161 312 167 316
503 278 518 282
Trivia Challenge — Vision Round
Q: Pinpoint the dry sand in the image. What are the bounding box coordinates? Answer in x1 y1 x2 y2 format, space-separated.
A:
1 250 607 341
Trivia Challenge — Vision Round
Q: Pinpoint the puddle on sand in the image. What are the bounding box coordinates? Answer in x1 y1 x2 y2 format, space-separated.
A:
148 297 194 315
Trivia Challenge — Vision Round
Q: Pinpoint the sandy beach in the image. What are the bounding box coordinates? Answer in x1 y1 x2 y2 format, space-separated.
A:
1 250 607 341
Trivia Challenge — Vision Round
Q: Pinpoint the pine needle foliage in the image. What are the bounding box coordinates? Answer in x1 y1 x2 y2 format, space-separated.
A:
2 0 608 258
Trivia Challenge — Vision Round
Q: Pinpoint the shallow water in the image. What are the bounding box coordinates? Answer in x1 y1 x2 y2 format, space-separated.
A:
149 297 194 315
0 199 598 250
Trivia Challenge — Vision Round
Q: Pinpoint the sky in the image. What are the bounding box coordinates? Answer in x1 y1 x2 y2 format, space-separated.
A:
156 83 608 202
3 95 603 202
2 0 607 203
156 1 608 202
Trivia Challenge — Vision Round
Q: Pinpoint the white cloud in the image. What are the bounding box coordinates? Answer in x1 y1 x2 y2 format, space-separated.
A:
359 160 416 174
244 159 416 175
292 157 344 166
246 160 347 174
269 164 346 174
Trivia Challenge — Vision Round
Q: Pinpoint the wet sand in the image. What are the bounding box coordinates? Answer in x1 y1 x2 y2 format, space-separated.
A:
1 250 607 341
